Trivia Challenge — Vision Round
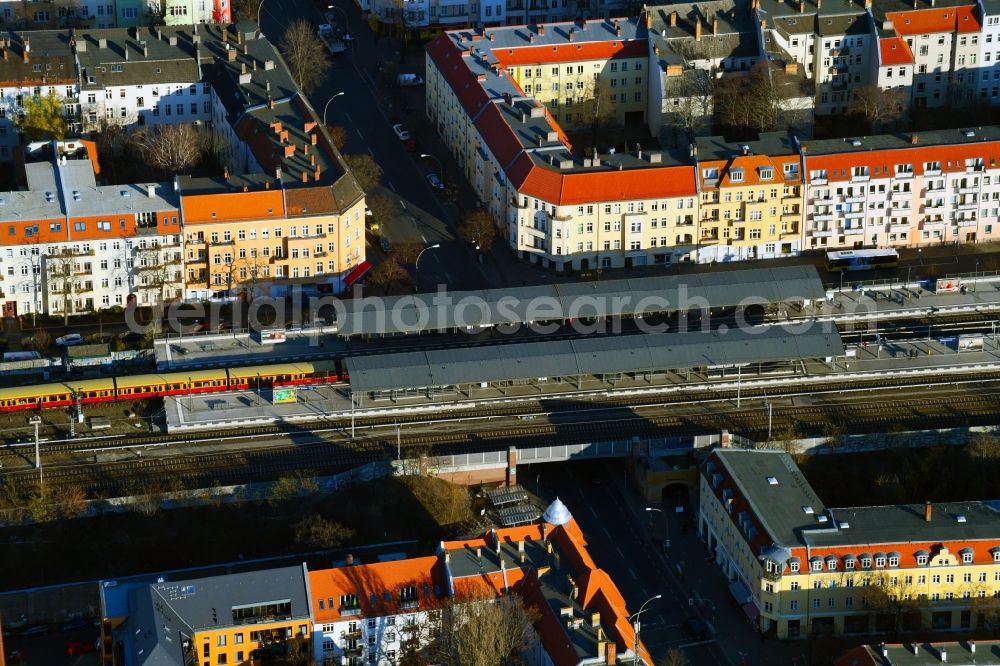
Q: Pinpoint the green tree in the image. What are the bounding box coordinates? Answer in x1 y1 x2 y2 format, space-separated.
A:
459 209 497 252
344 153 383 193
18 90 67 140
292 514 355 550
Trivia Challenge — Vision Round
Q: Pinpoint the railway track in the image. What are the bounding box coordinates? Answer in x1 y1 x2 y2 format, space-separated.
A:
6 382 1000 496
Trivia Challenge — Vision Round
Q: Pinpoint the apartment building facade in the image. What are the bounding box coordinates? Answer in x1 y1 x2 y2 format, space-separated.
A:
0 0 228 30
0 23 366 315
427 19 1000 268
700 449 1000 640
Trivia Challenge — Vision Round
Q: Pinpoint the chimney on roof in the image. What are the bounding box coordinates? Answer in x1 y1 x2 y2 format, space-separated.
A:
760 18 767 28
268 96 275 109
645 12 651 28
712 16 719 34
940 647 947 663
279 130 288 142
275 166 282 180
911 133 919 144
670 11 677 27
569 30 574 41
925 501 933 522
971 642 977 655
798 0 805 10
304 143 310 155
301 170 309 183
142 41 148 57
476 546 482 560
284 144 296 157
241 62 247 74
537 24 545 36
591 611 601 627
243 43 249 55
264 179 270 189
616 25 622 36
488 32 494 41
22 38 28 62
169 35 178 46
314 165 321 180
345 553 354 565
541 522 548 541
157 28 162 41
311 133 318 146
124 46 129 61
252 58 257 70
147 183 157 198
606 642 617 665
528 34 534 43
865 0 872 7
98 37 108 49
695 19 702 41
816 0 821 8
223 166 230 180
227 48 237 61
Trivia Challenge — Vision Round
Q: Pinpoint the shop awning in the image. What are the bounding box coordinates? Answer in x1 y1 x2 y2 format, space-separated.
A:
344 260 372 287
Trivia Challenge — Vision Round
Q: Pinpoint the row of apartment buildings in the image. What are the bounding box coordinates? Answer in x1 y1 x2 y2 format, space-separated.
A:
0 22 368 316
425 17 1000 268
700 448 1000 640
412 0 1000 120
96 499 651 666
0 0 229 30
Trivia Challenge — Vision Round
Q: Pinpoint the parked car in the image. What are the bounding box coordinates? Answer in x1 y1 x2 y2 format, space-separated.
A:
683 617 709 640
397 73 424 86
316 22 335 35
55 334 84 347
66 641 97 655
380 236 392 254
60 619 88 632
322 11 338 24
20 624 49 638
392 124 410 141
426 173 445 191
5 650 23 663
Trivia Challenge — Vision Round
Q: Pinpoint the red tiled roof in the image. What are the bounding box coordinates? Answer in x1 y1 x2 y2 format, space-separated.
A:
508 152 697 205
879 37 914 66
791 540 1000 570
804 141 1000 182
493 39 647 67
886 5 981 36
474 104 525 169
426 34 492 120
699 154 797 188
308 556 445 622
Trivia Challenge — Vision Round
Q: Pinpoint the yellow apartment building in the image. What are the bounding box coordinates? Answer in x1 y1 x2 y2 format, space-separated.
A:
701 449 1000 640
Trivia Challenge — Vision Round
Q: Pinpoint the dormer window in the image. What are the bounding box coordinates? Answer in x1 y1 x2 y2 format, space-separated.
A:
916 553 929 566
759 167 773 180
844 558 856 570
826 558 838 571
992 550 1000 563
811 559 823 572
703 167 719 180
888 555 899 568
961 550 974 564
730 168 744 183
875 556 886 568
861 557 872 570
789 560 800 573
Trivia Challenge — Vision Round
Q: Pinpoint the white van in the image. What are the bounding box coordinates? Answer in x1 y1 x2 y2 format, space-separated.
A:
397 73 424 87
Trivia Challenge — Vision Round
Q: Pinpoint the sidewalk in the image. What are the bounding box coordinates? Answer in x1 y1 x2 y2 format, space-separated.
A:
610 467 808 666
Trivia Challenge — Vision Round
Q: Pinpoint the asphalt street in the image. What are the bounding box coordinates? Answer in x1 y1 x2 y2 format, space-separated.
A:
257 0 488 292
527 461 732 666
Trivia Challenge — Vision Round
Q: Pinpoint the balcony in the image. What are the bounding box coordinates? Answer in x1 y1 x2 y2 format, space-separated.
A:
923 202 946 211
400 599 420 610
699 236 720 246
843 227 865 236
340 607 362 617
341 628 362 639
187 256 207 265
956 186 979 195
812 213 836 222
957 202 979 211
922 220 947 230
344 645 364 656
812 196 833 205
809 229 835 238
136 225 161 236
957 218 979 227
846 195 866 203
925 168 941 177
894 171 914 179
510 196 528 210
888 223 911 234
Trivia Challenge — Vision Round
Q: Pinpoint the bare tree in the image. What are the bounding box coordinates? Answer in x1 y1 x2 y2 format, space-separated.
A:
665 69 714 143
419 588 539 666
459 210 496 252
856 571 920 640
145 0 167 25
292 514 355 550
368 257 411 293
134 240 182 333
231 0 258 21
849 85 906 132
45 248 80 326
366 192 396 231
660 648 688 666
576 76 616 149
135 124 201 174
326 125 348 151
714 63 786 134
281 19 330 95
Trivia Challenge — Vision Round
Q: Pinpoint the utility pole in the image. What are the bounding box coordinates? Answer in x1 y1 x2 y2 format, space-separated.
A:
30 415 42 488
767 402 773 442
736 365 742 408
396 422 401 461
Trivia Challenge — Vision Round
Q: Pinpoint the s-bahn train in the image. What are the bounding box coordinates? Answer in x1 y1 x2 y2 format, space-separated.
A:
0 360 346 413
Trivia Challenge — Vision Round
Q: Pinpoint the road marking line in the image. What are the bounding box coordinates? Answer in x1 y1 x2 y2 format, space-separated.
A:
388 181 397 193
421 235 428 243
356 129 364 139
400 201 407 210
367 147 375 157
602 527 612 539
629 568 638 580
590 507 599 519
675 639 716 649
345 111 353 122
616 546 625 558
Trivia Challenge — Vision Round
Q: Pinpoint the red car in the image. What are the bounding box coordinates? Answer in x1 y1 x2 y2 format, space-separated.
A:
67 641 97 655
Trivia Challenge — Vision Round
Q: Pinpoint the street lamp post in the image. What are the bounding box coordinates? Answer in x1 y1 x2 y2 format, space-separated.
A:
645 506 667 549
628 594 662 666
419 153 443 177
256 0 266 26
322 92 345 127
415 243 441 288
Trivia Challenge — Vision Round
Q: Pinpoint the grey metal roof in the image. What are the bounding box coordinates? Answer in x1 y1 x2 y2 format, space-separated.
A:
338 265 825 337
803 126 1000 156
122 565 311 665
713 450 1000 551
346 325 843 392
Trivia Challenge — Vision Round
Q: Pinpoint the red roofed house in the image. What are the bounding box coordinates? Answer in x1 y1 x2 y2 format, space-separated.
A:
308 499 653 666
701 449 1000 640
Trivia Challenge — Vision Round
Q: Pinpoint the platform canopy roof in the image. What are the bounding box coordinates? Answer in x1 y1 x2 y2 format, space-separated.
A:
337 265 824 337
346 325 843 393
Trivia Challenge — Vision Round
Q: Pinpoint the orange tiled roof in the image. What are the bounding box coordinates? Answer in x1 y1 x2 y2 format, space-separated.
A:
508 152 698 205
308 556 446 622
426 34 492 121
493 39 648 67
879 37 914 66
804 141 1000 181
886 5 981 36
791 539 1000 569
444 519 652 666
700 154 792 189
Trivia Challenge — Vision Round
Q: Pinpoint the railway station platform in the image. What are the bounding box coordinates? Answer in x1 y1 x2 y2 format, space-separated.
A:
162 324 1000 433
